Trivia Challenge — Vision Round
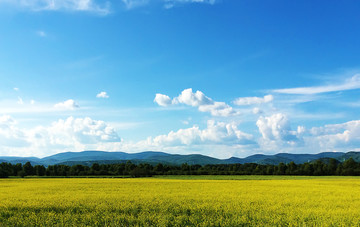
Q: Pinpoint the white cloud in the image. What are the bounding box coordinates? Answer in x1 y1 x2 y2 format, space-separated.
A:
164 0 216 8
255 113 306 153
256 113 302 142
0 115 121 157
117 117 360 157
252 107 262 114
234 94 273 106
155 88 239 117
122 0 216 9
30 100 35 105
0 115 15 125
197 101 237 117
149 120 254 146
0 115 29 148
3 112 360 158
154 93 172 107
273 74 360 95
96 91 109 99
108 120 255 159
54 99 79 110
310 120 360 149
122 0 149 9
41 116 121 144
0 0 111 15
174 88 213 106
13 87 19 91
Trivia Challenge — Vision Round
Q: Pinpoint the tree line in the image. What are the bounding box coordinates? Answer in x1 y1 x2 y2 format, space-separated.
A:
1 158 360 178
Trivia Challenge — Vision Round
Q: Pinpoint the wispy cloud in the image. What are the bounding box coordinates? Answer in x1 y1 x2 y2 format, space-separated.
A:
122 0 149 9
165 0 216 4
164 0 216 9
273 74 360 95
0 0 111 15
233 95 273 106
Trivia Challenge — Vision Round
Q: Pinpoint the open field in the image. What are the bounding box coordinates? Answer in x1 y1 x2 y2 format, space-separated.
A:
1 177 360 226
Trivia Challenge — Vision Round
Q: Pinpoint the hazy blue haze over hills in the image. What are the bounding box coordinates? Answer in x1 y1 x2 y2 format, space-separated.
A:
1 151 359 166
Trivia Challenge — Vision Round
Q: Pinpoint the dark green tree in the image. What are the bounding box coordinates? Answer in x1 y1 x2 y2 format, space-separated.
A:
23 162 34 176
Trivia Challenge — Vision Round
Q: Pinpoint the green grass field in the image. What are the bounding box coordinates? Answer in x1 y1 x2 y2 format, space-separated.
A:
1 176 360 226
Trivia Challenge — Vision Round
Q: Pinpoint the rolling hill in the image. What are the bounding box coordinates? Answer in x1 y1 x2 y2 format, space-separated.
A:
0 150 359 166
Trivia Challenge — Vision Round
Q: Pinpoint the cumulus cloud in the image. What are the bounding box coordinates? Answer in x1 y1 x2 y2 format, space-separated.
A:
0 115 121 157
197 102 237 117
256 113 302 142
254 115 360 154
155 88 239 117
174 88 213 106
96 91 109 98
3 113 360 158
54 99 79 110
154 93 172 107
310 120 360 148
233 95 273 106
41 116 120 144
0 0 111 15
273 74 360 95
148 120 254 147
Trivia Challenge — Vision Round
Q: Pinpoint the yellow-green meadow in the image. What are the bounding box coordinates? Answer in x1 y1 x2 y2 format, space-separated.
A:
1 176 360 226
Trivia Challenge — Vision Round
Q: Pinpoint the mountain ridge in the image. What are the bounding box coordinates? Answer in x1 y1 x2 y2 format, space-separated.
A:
0 150 359 166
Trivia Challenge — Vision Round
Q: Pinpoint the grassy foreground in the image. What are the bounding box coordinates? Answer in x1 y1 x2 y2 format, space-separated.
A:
1 176 360 226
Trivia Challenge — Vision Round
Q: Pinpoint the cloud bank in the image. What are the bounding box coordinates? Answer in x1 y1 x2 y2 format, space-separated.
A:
0 115 121 157
149 120 254 146
310 120 360 149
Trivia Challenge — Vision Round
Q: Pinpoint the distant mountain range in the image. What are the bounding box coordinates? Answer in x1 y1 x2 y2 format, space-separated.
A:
0 150 359 166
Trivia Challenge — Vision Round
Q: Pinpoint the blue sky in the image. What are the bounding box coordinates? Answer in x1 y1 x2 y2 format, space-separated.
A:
1 0 360 158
